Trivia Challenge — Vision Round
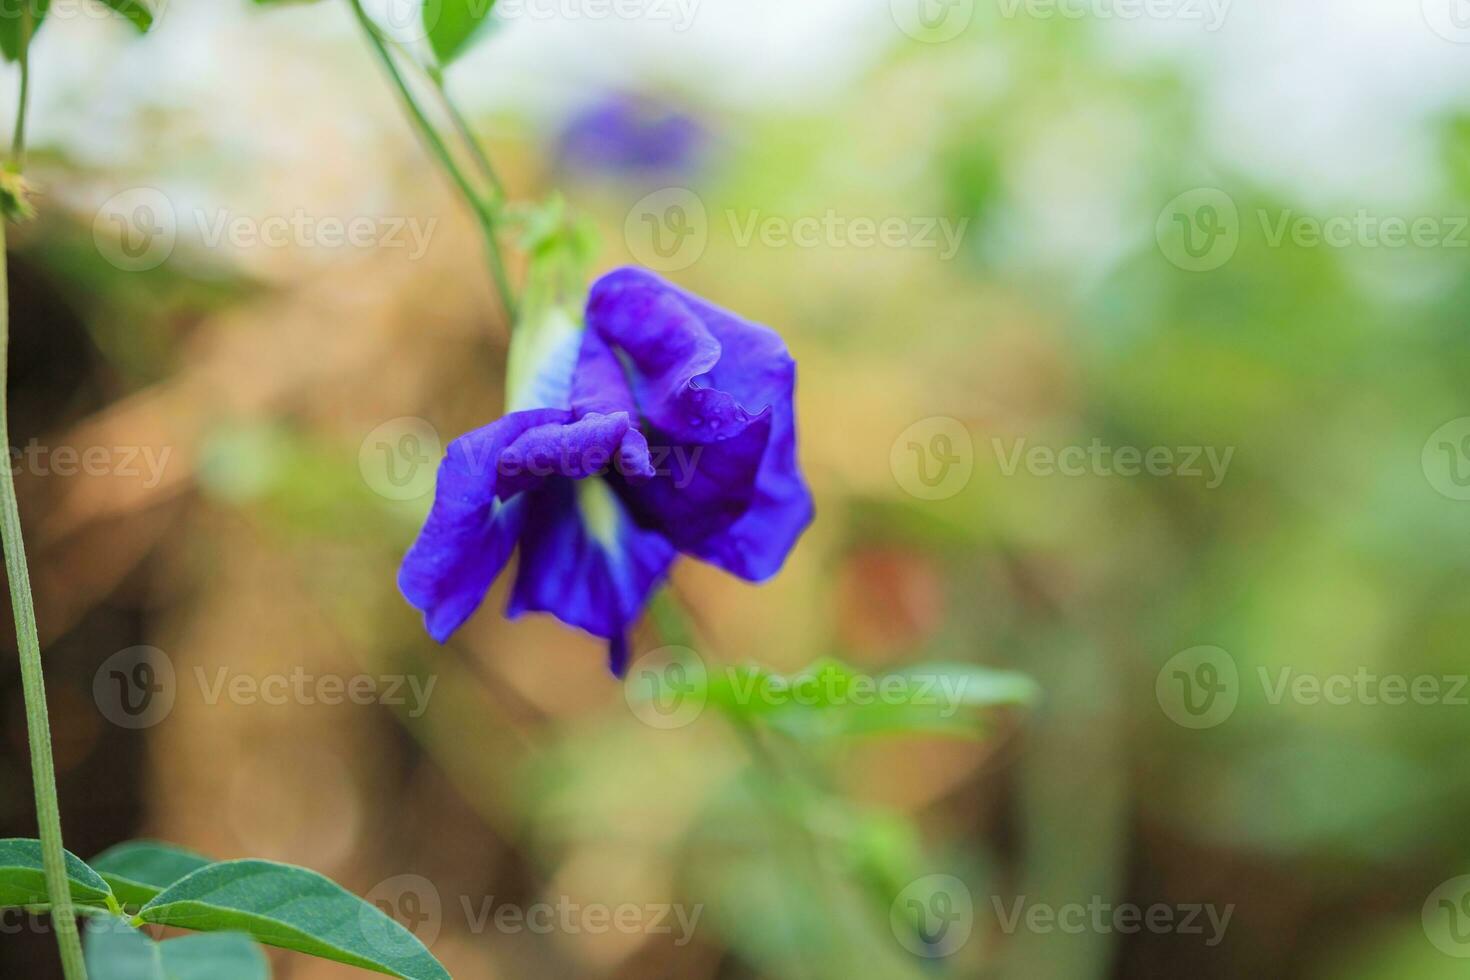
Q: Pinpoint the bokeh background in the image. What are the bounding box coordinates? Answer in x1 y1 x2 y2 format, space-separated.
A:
3 0 1470 976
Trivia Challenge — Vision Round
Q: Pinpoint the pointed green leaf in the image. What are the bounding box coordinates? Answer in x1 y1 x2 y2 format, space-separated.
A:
424 0 497 67
91 0 152 32
86 915 270 979
0 839 114 909
0 0 49 64
138 860 448 980
91 841 211 909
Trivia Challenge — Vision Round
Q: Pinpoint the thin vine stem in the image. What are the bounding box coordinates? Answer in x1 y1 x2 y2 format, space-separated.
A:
343 0 518 323
0 227 88 978
3 8 85 975
8 5 29 169
430 71 505 201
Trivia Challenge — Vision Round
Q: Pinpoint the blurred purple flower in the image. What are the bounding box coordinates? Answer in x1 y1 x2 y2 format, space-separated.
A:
556 94 707 180
399 267 813 675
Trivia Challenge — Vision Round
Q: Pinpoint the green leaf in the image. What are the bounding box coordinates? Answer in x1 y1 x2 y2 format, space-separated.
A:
424 0 497 67
138 860 449 980
91 0 152 32
160 933 271 979
0 838 115 910
0 0 50 64
86 915 270 979
90 841 211 909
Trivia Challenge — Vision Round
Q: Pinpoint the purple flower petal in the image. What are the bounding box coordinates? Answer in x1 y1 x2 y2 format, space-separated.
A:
585 267 814 580
508 477 676 673
398 409 565 642
670 282 815 581
583 268 761 443
569 329 637 418
617 412 772 550
496 411 654 499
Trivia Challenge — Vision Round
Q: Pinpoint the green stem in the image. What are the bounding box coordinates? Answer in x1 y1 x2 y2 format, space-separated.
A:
343 0 517 323
430 71 505 202
0 224 87 979
9 4 30 168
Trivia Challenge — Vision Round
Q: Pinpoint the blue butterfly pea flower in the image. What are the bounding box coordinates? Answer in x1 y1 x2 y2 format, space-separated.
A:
398 267 814 675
